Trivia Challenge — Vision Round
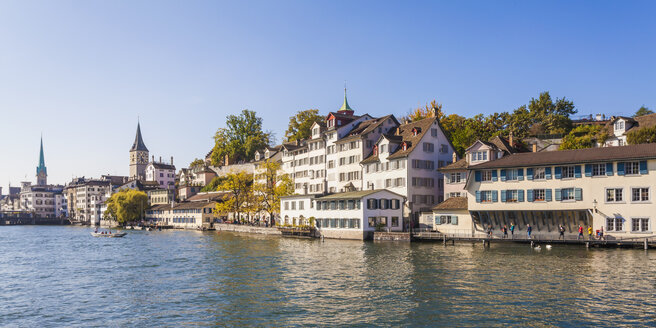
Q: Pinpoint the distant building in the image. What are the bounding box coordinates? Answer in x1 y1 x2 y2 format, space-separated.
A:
146 156 176 190
18 138 65 218
64 178 111 225
147 189 175 205
603 113 656 147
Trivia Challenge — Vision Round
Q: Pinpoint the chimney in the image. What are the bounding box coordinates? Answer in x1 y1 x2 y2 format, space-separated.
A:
152 155 155 162
171 156 173 165
509 131 514 147
159 156 162 163
396 127 401 135
452 152 457 163
532 143 537 153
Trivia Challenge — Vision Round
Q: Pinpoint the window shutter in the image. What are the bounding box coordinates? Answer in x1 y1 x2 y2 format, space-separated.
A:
606 163 613 176
366 199 371 209
475 171 481 182
492 190 498 203
500 169 506 181
555 167 562 179
452 216 458 225
517 169 524 181
585 164 592 177
518 190 524 202
575 188 583 201
500 190 507 202
476 191 481 203
617 162 625 176
376 199 381 209
527 189 534 202
394 199 400 209
435 216 441 225
527 168 533 180
545 167 552 179
492 170 498 181
555 189 562 201
546 189 552 202
575 165 582 178
640 161 648 174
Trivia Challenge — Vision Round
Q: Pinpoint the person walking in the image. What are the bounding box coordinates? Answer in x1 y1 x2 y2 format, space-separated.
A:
527 224 532 239
510 223 515 239
599 226 605 241
577 225 584 240
558 225 565 240
503 225 508 239
588 226 593 240
487 225 493 238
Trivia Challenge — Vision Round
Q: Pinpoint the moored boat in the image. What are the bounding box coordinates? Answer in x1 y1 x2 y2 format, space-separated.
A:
91 231 127 238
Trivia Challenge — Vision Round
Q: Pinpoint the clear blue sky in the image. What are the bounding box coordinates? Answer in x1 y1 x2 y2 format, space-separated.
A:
0 0 654 189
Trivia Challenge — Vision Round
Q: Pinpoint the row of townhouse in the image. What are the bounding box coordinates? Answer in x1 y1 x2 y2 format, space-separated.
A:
144 191 230 229
430 143 656 240
279 92 456 239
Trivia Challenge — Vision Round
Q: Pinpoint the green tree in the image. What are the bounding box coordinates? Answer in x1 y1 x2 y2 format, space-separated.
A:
285 109 324 142
507 105 532 139
559 125 606 150
252 160 294 224
189 158 205 170
104 189 149 225
627 126 656 144
528 91 576 135
201 176 228 192
634 106 654 117
210 110 271 166
406 99 445 122
213 171 253 223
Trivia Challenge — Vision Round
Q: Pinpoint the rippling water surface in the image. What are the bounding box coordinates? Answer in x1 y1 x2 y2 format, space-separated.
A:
1 226 655 327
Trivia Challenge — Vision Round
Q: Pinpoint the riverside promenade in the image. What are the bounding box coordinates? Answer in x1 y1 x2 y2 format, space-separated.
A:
214 223 282 236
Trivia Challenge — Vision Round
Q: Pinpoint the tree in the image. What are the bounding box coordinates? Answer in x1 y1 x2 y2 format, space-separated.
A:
634 106 654 117
627 126 656 145
252 160 294 224
189 158 205 170
528 91 576 135
210 110 271 166
104 189 149 225
213 171 253 223
285 109 324 142
559 125 606 150
406 99 445 122
201 176 228 192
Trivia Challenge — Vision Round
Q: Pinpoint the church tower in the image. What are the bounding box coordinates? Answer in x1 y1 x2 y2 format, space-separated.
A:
36 136 47 186
129 122 149 180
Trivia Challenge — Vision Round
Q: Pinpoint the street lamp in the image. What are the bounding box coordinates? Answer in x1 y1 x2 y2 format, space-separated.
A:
592 199 598 213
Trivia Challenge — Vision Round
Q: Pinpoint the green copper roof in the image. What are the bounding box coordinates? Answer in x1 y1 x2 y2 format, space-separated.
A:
339 88 353 112
36 136 47 176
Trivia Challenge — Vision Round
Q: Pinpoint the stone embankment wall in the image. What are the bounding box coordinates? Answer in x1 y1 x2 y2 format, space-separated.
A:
373 232 411 241
214 224 282 235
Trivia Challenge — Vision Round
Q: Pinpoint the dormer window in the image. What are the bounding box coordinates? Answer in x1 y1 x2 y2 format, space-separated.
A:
472 151 488 161
402 142 408 151
328 119 335 128
412 127 421 136
615 121 625 131
255 153 260 161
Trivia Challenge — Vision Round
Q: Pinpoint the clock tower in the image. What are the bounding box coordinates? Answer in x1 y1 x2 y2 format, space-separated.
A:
129 121 149 180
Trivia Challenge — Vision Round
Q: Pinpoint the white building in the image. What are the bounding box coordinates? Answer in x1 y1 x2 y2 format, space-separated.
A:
146 158 176 190
19 182 66 218
64 178 112 225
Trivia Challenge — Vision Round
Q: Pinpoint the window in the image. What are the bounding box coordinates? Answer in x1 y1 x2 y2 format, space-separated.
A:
632 218 649 232
391 217 399 227
561 188 575 201
480 191 492 203
506 169 518 181
506 190 518 202
299 201 304 210
481 170 493 182
473 151 487 161
632 188 649 202
606 188 623 202
449 173 462 184
291 201 296 210
423 143 434 152
606 217 623 231
534 168 545 180
368 217 377 228
562 166 576 179
534 189 546 201
439 144 448 153
615 121 625 130
625 161 640 175
591 164 606 176
431 128 438 137
284 202 289 210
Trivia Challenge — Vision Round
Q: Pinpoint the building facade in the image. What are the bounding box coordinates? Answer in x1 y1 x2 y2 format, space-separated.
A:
145 158 176 190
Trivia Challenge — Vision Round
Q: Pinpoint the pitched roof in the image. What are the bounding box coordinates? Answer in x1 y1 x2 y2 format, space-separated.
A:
432 197 468 211
315 189 403 200
387 117 437 160
130 122 149 152
470 143 656 169
439 158 468 171
150 162 175 170
186 191 231 202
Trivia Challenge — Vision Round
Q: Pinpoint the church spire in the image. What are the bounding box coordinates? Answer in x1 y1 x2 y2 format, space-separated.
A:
130 121 149 152
338 87 354 113
36 136 47 185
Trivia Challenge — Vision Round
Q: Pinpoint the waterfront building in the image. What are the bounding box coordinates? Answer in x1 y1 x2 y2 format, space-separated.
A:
431 143 656 239
178 165 218 201
18 138 66 218
144 191 230 229
603 113 656 147
280 189 404 240
0 185 21 212
145 156 176 190
129 122 149 181
147 188 175 205
64 177 112 225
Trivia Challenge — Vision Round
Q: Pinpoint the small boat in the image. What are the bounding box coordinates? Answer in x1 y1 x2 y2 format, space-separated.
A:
146 227 153 231
91 231 127 238
545 245 552 249
533 245 542 251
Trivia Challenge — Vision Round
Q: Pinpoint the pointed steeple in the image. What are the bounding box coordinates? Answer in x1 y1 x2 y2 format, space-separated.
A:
130 122 149 152
338 87 354 114
36 136 47 185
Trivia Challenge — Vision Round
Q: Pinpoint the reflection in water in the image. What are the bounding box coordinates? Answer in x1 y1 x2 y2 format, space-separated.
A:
0 226 655 327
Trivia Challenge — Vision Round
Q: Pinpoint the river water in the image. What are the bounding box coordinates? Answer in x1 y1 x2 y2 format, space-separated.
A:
1 226 655 327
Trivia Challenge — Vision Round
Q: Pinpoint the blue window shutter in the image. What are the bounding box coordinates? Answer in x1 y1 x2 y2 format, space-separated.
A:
527 189 534 202
492 190 498 202
575 165 582 178
527 168 534 180
545 167 552 179
518 190 524 202
500 190 507 202
575 188 583 201
640 161 648 174
546 189 552 201
476 191 481 203
475 171 481 182
500 169 506 181
555 188 562 201
452 216 458 225
555 167 562 179
606 163 613 176
492 170 498 181
617 162 625 176
517 169 524 181
585 164 592 177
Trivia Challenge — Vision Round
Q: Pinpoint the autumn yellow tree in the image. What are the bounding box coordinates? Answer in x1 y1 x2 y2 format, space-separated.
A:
405 99 445 122
213 171 253 223
104 189 149 225
252 160 294 224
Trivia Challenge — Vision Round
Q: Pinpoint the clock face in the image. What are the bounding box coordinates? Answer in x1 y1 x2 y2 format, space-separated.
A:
138 152 148 164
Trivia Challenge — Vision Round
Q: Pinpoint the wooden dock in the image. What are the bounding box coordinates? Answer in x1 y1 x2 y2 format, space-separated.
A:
412 231 656 249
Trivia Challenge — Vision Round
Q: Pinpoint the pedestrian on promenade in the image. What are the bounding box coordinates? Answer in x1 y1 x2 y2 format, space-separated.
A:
487 225 493 238
588 226 593 240
558 225 565 240
577 225 584 240
503 225 508 239
510 223 515 239
527 224 532 239
599 226 605 240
